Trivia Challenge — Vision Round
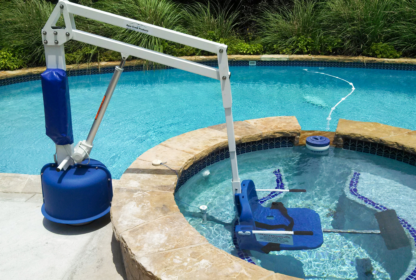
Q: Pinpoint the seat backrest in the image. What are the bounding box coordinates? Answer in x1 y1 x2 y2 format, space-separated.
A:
235 180 259 226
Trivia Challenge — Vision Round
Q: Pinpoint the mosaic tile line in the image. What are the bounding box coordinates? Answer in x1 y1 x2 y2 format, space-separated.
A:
1 60 415 86
349 172 416 280
342 138 416 166
175 137 295 192
258 169 285 204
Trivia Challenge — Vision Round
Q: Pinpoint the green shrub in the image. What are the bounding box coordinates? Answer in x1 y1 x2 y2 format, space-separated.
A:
364 42 402 58
182 1 241 45
321 0 403 55
228 42 263 55
0 0 55 66
0 49 26 70
390 0 416 56
257 0 322 54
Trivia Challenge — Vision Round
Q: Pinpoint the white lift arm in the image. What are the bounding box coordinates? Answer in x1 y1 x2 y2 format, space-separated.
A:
43 0 241 193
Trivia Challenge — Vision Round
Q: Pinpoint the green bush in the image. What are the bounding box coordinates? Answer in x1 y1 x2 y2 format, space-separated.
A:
0 49 26 70
0 0 55 66
228 42 263 55
364 42 402 58
182 1 241 45
321 0 403 55
256 0 322 54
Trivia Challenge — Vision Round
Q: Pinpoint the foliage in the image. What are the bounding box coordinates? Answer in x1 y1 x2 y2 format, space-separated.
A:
321 0 403 55
364 42 401 58
389 0 416 56
256 0 322 54
0 0 55 66
0 0 415 71
228 42 263 55
0 49 26 70
182 0 241 44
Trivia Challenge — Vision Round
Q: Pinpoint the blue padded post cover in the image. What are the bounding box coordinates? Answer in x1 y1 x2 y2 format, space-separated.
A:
41 69 73 145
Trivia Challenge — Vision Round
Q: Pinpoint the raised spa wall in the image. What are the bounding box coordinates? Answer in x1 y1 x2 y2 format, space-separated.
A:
110 117 416 280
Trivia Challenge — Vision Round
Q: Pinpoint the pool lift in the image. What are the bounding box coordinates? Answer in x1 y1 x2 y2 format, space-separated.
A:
40 0 409 253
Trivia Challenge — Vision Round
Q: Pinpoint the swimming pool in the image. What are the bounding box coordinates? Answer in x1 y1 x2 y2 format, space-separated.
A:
0 66 415 178
174 146 416 279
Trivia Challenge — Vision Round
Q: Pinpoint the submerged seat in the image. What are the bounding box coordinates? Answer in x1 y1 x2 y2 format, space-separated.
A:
235 180 323 253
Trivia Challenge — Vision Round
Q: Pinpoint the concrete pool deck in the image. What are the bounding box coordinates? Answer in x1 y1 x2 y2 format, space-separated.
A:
0 175 126 280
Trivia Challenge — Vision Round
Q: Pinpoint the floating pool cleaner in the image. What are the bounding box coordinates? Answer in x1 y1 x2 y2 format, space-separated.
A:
306 135 330 155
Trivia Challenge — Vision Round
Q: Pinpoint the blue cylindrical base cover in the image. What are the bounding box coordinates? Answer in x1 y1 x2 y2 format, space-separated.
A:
41 159 113 224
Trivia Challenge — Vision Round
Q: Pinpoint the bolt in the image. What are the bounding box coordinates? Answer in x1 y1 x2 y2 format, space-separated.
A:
42 31 47 35
219 49 223 53
66 32 70 36
54 40 59 44
222 76 226 80
108 178 111 181
44 40 48 44
53 31 57 35
60 4 64 9
96 167 98 169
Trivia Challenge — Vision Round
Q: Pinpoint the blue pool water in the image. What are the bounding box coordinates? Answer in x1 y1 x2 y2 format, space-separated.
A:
0 66 415 178
175 147 416 279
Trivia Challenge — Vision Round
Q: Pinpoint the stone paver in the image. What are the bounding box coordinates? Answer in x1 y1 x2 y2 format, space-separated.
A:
334 119 416 153
134 243 274 280
161 127 232 162
111 188 179 236
209 121 263 143
0 173 29 192
120 212 208 256
245 116 301 140
120 159 178 192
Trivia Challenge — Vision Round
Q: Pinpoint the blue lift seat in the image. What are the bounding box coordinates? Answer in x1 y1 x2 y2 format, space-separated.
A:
235 180 323 253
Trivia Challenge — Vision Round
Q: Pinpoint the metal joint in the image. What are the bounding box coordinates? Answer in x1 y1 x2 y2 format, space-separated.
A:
43 40 48 44
222 76 227 80
60 4 64 9
66 32 70 36
219 49 223 53
42 31 47 35
53 31 58 35
54 40 59 45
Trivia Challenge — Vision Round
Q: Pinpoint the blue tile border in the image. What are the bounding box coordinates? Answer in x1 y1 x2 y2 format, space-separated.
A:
258 169 285 204
349 172 416 280
1 59 416 87
341 138 416 166
174 136 295 192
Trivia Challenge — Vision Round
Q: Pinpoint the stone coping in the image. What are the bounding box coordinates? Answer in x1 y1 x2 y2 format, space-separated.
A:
334 119 416 165
111 116 302 280
2 54 416 81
